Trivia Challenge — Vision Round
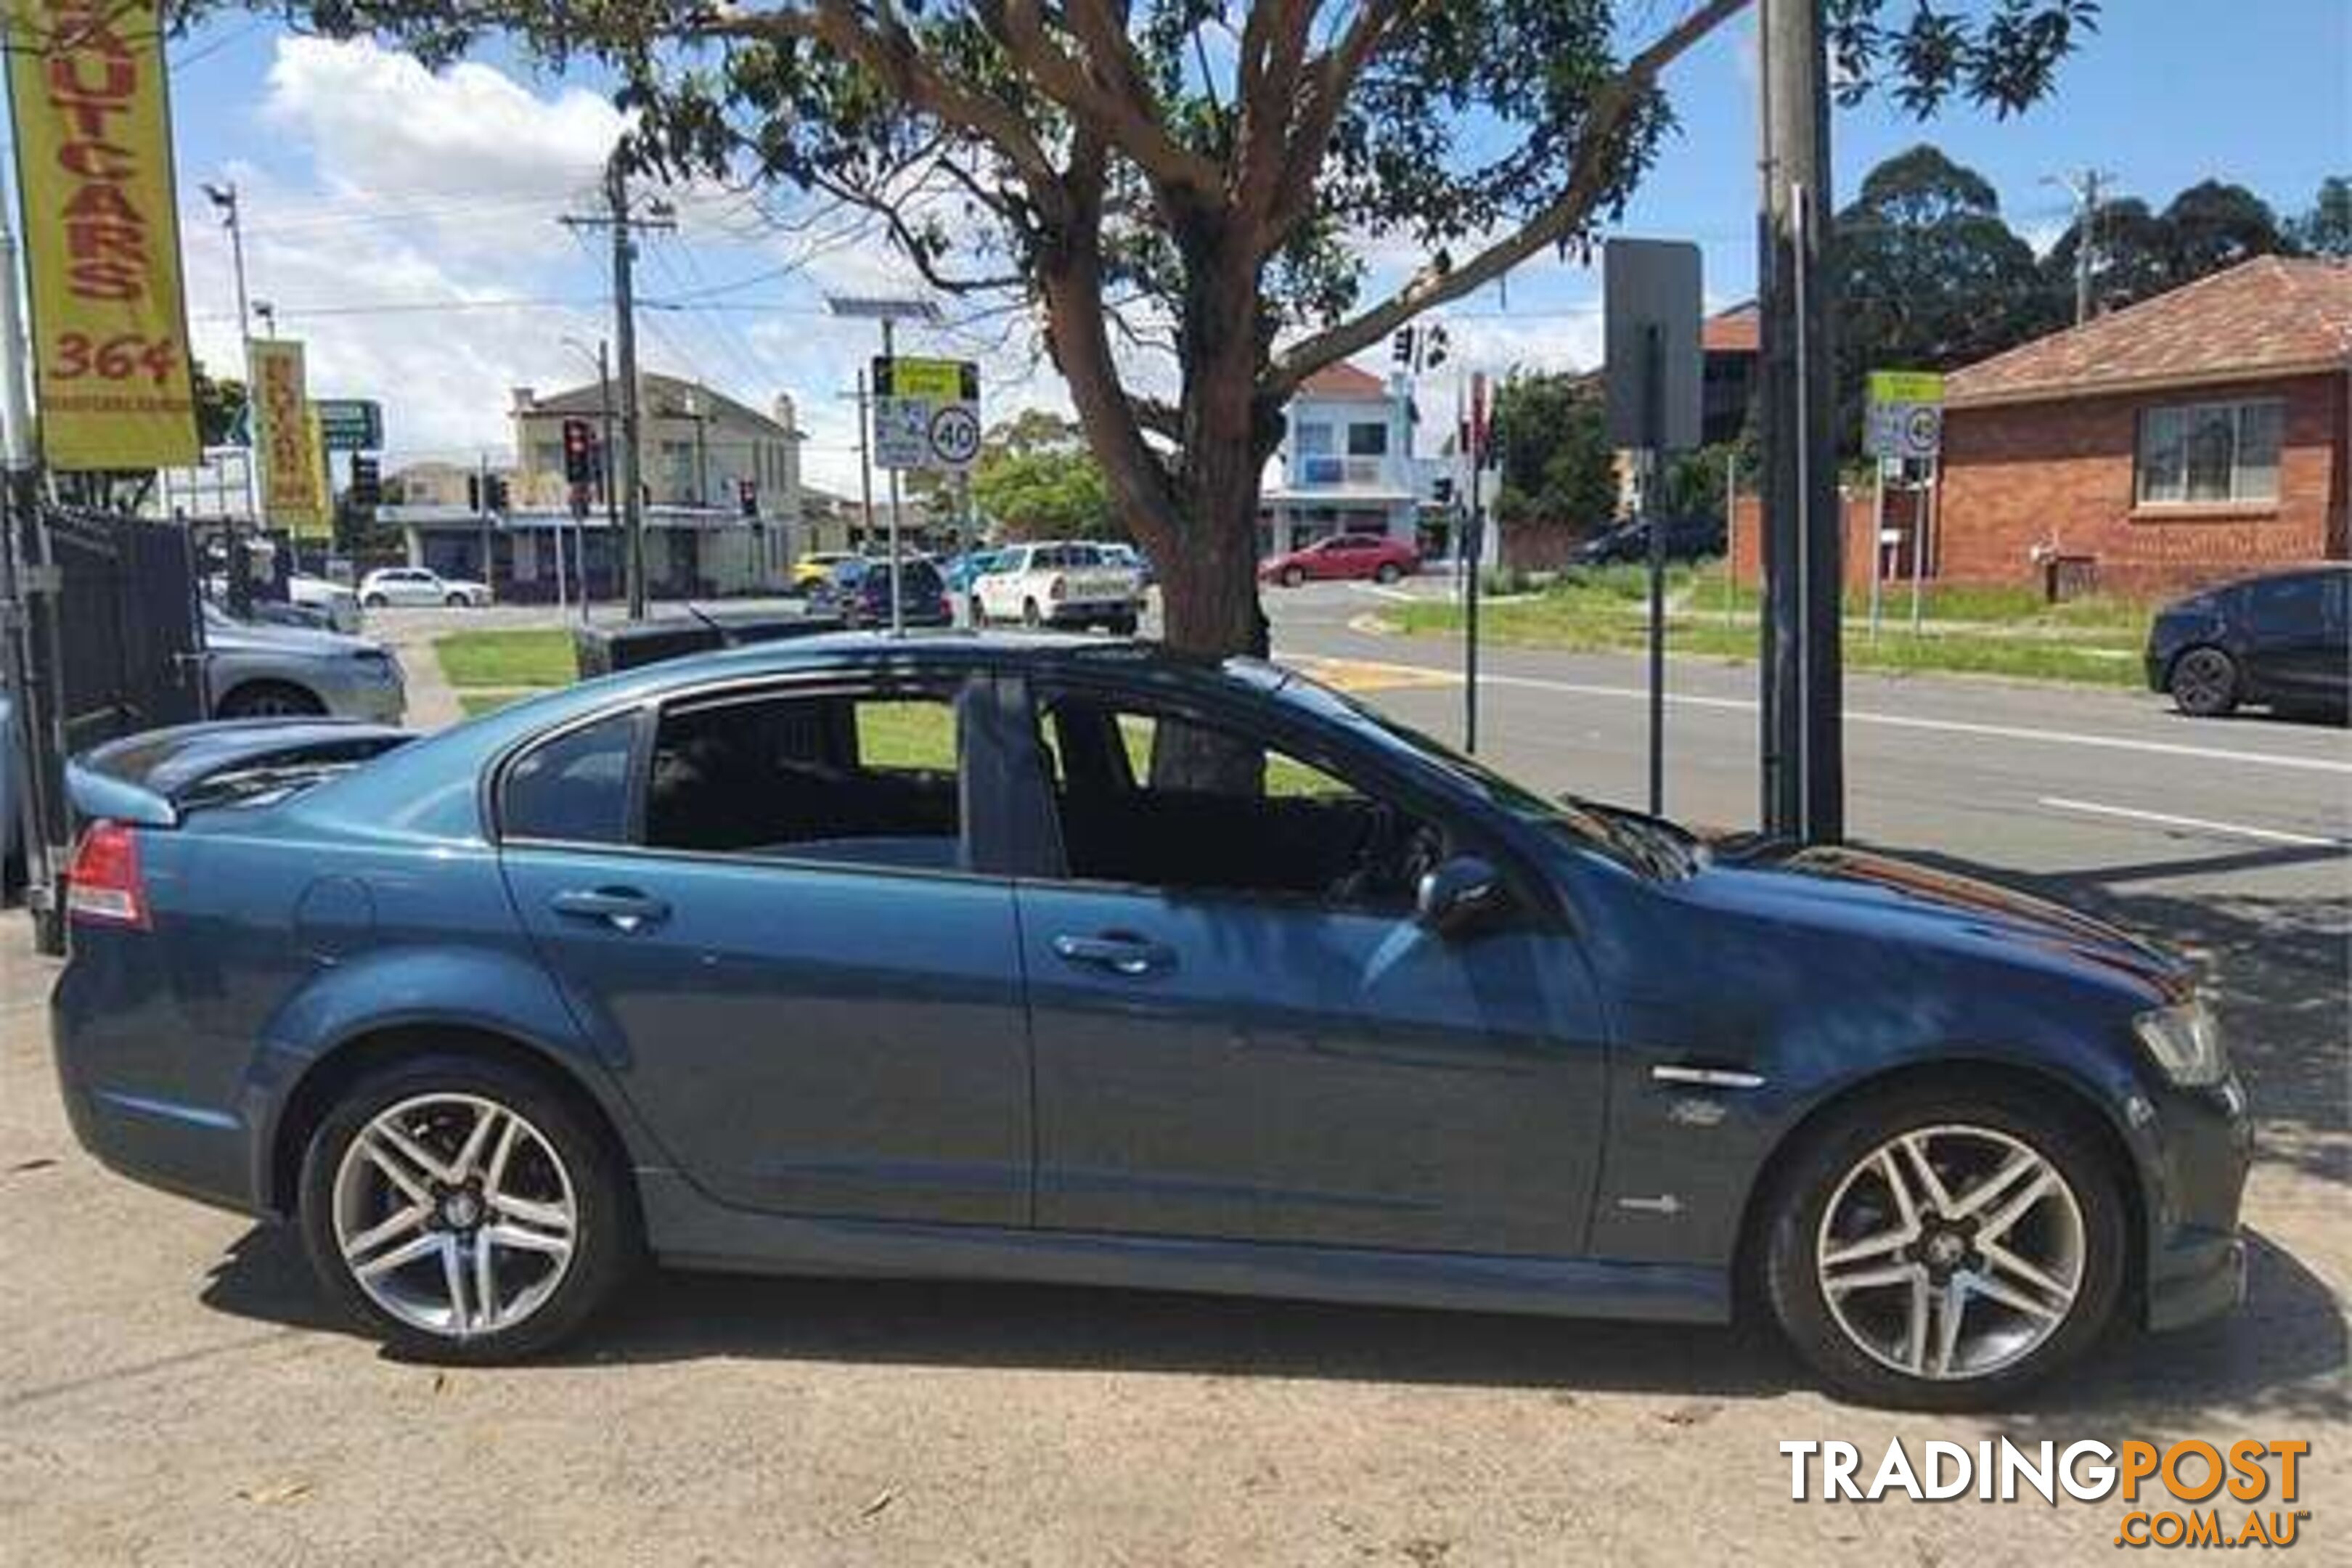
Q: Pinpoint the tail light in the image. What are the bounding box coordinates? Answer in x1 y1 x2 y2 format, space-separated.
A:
939 593 953 617
65 820 150 929
1049 575 1067 601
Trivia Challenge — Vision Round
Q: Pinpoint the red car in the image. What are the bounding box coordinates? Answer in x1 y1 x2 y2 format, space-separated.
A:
1259 532 1420 587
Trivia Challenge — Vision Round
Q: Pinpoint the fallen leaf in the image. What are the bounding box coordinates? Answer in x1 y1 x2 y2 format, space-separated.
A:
859 1487 897 1519
236 1480 311 1506
7 1158 57 1174
1655 1401 1722 1427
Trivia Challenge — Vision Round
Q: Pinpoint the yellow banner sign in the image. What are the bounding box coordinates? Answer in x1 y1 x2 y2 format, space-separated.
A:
1867 370 1945 407
4 0 197 469
250 338 323 529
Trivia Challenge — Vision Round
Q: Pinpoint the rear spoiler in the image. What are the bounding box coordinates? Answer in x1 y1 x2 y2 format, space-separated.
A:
68 719 414 828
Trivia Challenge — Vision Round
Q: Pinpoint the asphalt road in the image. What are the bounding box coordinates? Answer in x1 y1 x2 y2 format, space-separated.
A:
0 582 2343 1565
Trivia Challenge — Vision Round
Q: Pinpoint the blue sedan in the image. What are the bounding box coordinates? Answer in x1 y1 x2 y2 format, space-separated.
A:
50 635 2247 1405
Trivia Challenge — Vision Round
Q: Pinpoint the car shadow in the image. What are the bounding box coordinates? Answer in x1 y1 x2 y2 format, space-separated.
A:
198 1222 2342 1418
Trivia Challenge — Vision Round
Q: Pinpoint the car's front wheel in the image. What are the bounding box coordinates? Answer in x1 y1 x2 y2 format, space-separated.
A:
1373 562 1402 584
297 1054 635 1362
362 592 388 609
2168 647 2240 717
1281 565 1306 587
1760 1082 2126 1409
216 680 326 719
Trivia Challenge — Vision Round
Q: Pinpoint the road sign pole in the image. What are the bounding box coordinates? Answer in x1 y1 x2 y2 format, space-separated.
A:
1643 323 1667 818
1866 457 1886 643
881 319 904 637
1911 457 1935 632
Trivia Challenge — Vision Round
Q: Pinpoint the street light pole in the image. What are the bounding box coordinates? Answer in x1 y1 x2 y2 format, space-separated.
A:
203 181 259 520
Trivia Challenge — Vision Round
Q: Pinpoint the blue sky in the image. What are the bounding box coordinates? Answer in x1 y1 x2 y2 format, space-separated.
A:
137 1 2348 489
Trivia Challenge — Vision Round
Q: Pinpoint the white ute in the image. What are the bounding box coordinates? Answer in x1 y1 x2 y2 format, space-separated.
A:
969 541 1141 633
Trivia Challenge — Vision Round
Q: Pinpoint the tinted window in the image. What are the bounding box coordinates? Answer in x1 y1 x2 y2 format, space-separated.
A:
646 687 963 870
1347 422 1388 457
1032 693 1437 911
503 710 640 844
2247 574 2326 635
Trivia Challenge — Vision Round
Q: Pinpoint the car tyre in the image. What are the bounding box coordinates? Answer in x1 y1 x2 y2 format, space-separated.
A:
298 1053 637 1363
362 592 388 609
968 597 987 626
216 680 327 719
2168 647 2240 717
1021 598 1042 628
1373 562 1402 585
1108 611 1139 637
1281 565 1306 588
1760 1079 2126 1410
446 592 471 608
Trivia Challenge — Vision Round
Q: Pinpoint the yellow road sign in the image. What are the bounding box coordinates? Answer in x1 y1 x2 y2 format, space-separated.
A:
1866 370 1945 407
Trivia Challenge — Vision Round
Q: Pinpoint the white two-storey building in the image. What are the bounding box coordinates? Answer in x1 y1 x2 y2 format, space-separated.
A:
1258 362 1420 558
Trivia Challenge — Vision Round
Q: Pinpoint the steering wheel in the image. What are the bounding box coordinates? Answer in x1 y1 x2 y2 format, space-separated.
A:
1328 803 1443 906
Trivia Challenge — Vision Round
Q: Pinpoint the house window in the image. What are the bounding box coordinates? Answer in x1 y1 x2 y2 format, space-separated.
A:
1294 422 1333 456
2136 399 2283 506
1347 422 1388 457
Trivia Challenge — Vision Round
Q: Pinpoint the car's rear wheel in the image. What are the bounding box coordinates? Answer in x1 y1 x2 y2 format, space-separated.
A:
1760 1082 2126 1409
1281 565 1306 588
362 592 388 609
2168 647 2240 716
1373 562 1402 584
445 592 471 608
216 680 326 719
297 1054 635 1362
1021 598 1042 627
968 596 987 625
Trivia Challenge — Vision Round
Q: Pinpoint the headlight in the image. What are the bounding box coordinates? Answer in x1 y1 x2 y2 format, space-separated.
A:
2133 998 2227 1087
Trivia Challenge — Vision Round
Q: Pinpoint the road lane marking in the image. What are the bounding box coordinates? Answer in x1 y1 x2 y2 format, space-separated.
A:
2036 797 2351 849
1273 648 2352 777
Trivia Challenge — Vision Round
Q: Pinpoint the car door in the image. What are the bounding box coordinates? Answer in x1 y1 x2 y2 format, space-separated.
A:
398 570 437 606
978 547 1025 619
1008 680 1611 1259
496 674 1034 1227
2240 573 2337 703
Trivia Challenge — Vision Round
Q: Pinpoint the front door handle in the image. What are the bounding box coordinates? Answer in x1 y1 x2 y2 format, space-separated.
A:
549 887 671 934
1053 932 1175 978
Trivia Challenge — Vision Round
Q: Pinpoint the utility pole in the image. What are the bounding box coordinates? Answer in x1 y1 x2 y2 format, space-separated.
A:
1755 0 1844 844
841 372 875 550
562 150 672 619
2051 168 2111 324
595 338 616 619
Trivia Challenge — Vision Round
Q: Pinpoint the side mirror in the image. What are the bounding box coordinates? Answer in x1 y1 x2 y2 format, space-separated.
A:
1415 854 1508 938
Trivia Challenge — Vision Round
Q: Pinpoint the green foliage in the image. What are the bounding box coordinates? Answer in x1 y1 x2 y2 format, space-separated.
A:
1489 372 1615 534
191 361 245 448
2288 176 2352 258
2043 179 2298 313
971 413 1116 541
1834 144 2060 449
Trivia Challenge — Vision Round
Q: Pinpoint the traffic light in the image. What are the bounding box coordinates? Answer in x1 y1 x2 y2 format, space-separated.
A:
1432 475 1454 507
1423 323 1449 369
485 474 510 513
1391 327 1413 367
561 418 595 486
348 454 380 510
737 477 758 518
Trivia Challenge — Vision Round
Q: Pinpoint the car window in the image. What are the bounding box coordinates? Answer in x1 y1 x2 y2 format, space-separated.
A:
1030 691 1439 912
2247 574 2326 635
645 686 964 871
502 710 640 844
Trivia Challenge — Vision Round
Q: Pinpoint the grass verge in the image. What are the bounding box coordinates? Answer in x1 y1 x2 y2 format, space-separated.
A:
434 629 578 689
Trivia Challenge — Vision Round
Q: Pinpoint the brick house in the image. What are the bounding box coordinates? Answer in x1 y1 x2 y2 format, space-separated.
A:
1935 256 2350 597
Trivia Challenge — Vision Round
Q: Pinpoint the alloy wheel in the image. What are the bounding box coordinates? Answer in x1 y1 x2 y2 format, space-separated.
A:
2171 648 2237 714
1815 1124 2085 1383
331 1092 579 1341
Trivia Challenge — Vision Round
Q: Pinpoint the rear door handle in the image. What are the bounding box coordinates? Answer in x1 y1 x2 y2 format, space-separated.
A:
1053 933 1175 978
549 887 671 934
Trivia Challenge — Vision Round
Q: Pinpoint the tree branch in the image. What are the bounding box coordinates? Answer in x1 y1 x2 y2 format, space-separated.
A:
1266 0 1750 393
974 0 1227 203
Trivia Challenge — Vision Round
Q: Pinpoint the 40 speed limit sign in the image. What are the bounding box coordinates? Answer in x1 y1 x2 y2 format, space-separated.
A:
872 356 981 472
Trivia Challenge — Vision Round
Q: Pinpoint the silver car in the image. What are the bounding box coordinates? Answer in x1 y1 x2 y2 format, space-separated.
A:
202 605 407 722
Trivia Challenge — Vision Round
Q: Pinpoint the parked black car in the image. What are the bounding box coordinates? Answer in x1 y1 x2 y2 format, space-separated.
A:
2144 565 2348 719
1569 516 1726 568
812 556 954 629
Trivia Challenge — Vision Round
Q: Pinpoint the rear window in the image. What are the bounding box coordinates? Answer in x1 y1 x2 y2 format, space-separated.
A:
502 710 640 844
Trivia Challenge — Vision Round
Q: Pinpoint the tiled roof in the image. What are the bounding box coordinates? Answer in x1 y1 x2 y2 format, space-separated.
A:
523 372 795 435
1703 303 1759 355
1945 256 2352 408
1297 361 1390 400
